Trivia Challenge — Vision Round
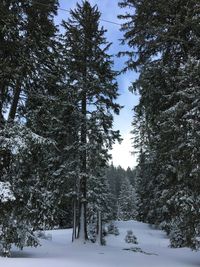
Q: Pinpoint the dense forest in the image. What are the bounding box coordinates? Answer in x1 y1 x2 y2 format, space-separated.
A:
0 0 199 257
118 0 200 249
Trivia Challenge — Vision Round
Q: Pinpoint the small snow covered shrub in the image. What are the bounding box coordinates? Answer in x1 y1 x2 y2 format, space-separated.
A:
36 231 52 241
0 246 11 258
169 226 185 248
168 218 200 249
159 221 171 235
101 227 107 245
125 230 138 244
102 226 108 237
88 223 107 244
107 222 119 236
88 222 97 243
101 236 106 246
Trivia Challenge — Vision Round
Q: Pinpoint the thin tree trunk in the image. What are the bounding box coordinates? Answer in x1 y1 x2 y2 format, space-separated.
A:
0 83 6 128
72 197 77 242
0 83 8 177
77 90 88 240
78 202 86 241
77 33 89 240
8 81 21 122
97 210 102 245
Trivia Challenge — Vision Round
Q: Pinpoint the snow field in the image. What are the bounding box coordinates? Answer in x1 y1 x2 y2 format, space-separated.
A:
0 220 199 267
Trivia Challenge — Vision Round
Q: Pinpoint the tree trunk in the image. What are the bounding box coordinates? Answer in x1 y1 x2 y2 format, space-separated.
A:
97 210 103 245
8 81 21 122
72 197 77 242
0 83 6 128
77 91 88 241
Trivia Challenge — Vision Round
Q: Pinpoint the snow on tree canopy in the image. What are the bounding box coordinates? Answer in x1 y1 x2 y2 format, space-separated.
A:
0 123 55 155
0 182 15 203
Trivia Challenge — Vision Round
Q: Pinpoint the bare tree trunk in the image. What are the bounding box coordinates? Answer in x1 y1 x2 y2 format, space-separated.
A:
0 83 6 128
0 83 9 177
72 197 77 242
77 40 88 240
77 90 88 240
97 210 103 245
78 201 87 241
8 81 21 122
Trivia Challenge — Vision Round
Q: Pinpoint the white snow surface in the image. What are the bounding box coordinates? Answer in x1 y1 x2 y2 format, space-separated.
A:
0 220 199 266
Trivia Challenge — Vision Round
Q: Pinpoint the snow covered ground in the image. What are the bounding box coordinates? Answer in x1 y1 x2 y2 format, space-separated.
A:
0 220 199 267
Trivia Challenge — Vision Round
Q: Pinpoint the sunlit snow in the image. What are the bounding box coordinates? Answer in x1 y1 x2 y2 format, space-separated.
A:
0 220 199 267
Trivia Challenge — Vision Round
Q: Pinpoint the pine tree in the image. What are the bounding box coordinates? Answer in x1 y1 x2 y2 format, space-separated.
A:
87 172 115 242
118 177 138 220
62 1 121 241
119 0 200 249
0 0 59 255
105 164 136 203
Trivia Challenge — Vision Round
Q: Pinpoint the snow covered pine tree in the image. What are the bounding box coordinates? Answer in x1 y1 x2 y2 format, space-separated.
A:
62 1 121 242
0 0 59 255
119 0 200 249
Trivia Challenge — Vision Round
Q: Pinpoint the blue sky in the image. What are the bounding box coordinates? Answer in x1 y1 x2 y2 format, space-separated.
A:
56 0 139 169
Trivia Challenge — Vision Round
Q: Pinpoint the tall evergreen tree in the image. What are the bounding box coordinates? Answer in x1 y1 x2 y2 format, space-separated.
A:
0 0 59 255
119 0 200 249
62 1 121 241
118 177 138 220
105 164 136 200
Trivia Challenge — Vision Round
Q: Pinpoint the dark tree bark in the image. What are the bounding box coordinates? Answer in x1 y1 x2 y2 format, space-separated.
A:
8 81 21 122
